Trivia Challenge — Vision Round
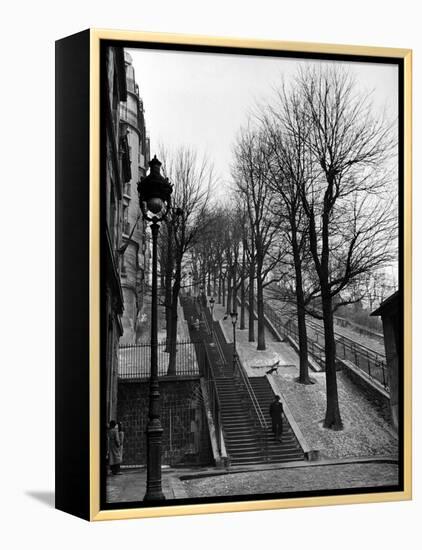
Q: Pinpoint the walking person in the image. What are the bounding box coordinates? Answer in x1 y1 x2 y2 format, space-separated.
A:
107 420 122 475
269 395 284 442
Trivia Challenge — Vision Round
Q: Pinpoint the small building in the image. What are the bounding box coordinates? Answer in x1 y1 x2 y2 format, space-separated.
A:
371 291 400 430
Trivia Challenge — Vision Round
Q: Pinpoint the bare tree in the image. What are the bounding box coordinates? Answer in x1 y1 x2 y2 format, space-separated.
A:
260 85 317 384
161 146 215 375
233 127 285 350
294 65 397 429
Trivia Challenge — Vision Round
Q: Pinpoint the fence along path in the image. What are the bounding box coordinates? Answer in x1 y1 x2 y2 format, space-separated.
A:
119 341 201 379
262 300 389 392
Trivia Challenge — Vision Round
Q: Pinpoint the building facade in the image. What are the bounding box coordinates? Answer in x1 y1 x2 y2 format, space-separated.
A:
104 46 131 422
371 291 400 431
119 51 151 345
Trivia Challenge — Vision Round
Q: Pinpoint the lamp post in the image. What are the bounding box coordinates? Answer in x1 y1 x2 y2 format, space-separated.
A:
137 155 172 501
209 297 215 338
230 311 238 371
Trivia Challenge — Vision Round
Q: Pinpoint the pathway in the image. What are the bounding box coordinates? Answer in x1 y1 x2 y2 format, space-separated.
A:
181 461 399 498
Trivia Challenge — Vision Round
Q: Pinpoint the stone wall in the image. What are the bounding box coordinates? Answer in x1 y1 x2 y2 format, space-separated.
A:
117 378 213 467
340 363 392 424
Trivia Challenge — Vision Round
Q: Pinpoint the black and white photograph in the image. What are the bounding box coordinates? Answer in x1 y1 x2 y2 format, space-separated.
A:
102 41 403 509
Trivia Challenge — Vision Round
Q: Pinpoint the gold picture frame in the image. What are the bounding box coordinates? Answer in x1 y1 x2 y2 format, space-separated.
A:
56 28 412 521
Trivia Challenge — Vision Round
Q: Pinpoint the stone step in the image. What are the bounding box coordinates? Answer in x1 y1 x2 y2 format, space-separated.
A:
224 432 259 439
224 425 252 431
226 446 262 454
227 451 263 459
226 440 262 448
223 426 255 432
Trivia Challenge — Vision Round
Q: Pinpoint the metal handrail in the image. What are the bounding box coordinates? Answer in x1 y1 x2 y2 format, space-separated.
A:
265 299 385 362
201 308 211 334
213 332 227 374
233 356 269 461
201 303 228 375
306 317 385 360
233 356 268 431
251 295 389 392
202 345 223 454
285 317 389 391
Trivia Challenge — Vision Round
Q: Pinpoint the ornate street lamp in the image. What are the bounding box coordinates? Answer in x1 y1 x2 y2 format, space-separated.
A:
230 311 238 371
209 296 215 338
137 155 172 501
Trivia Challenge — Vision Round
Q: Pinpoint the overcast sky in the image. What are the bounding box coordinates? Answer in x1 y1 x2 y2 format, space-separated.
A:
127 47 398 193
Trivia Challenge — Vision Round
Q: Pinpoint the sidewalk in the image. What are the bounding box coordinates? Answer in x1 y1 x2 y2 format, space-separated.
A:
106 458 399 503
106 467 189 503
181 460 399 498
213 302 299 376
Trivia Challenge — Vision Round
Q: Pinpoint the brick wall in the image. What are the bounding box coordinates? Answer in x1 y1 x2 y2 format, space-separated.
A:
117 378 213 466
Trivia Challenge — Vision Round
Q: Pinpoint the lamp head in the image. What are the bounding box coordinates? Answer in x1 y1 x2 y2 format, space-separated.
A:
137 155 172 220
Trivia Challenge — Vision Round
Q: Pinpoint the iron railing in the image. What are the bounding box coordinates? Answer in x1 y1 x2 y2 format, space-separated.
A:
283 320 325 367
203 300 269 459
254 299 388 391
305 319 388 390
233 356 268 429
118 340 203 379
202 346 223 454
232 356 269 460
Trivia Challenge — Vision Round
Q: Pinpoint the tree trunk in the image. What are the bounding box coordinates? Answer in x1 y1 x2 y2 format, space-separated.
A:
256 265 266 351
222 276 226 308
292 230 311 384
207 268 211 297
322 288 343 429
240 246 246 329
296 291 311 384
164 226 174 351
232 265 238 314
167 265 181 376
218 273 222 304
226 273 232 315
248 258 255 342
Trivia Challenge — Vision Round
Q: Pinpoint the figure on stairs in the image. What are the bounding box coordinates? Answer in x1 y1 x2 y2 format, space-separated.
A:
269 395 284 442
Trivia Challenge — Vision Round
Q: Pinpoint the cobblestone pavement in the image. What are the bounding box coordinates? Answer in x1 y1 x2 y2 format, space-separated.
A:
106 468 188 503
272 370 398 459
106 460 399 503
181 462 399 498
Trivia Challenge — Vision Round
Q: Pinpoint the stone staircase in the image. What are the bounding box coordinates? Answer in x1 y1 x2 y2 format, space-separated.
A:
215 377 265 466
181 296 305 467
215 374 304 466
249 376 305 463
209 312 304 466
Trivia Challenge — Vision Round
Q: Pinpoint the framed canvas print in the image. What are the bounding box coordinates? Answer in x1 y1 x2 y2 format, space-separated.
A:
55 29 412 521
